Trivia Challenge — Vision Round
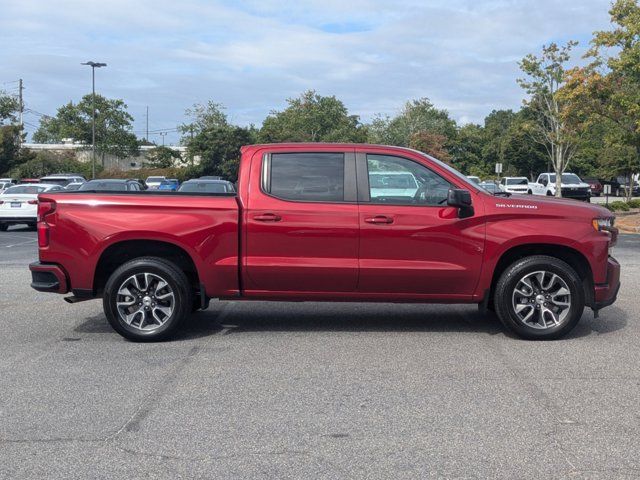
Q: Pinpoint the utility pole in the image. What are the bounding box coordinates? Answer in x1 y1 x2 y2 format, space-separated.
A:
17 79 24 147
160 131 167 146
81 61 107 179
145 106 149 143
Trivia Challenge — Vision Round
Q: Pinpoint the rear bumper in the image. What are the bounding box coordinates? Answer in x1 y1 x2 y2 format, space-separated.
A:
29 262 69 294
593 256 621 309
0 216 36 223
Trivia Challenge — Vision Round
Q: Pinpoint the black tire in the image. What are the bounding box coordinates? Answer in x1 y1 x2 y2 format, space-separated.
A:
494 255 585 340
0 224 7 232
527 190 532 195
546 191 553 196
103 256 192 342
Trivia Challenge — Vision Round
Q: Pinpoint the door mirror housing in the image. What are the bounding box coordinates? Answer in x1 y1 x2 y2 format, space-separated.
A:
447 188 474 218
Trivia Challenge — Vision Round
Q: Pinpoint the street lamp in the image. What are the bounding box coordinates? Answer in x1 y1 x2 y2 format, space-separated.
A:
81 61 107 179
159 131 167 146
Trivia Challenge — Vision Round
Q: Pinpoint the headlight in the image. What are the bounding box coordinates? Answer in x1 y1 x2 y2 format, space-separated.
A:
592 217 614 231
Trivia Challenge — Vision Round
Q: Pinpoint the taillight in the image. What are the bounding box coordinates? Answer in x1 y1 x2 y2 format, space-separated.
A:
37 200 56 248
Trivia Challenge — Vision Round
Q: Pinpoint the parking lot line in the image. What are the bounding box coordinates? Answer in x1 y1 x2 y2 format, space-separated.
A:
4 239 37 248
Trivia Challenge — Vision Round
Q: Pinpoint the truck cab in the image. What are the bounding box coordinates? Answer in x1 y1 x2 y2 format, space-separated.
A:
530 173 591 201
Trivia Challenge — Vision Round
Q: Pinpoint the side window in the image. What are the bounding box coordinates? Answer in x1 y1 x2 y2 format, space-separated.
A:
500 178 505 185
267 153 345 202
366 154 451 206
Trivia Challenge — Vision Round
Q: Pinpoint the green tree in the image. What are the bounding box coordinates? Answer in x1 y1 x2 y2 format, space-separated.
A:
0 90 19 123
368 98 457 148
518 41 579 196
449 123 488 177
0 90 26 174
259 90 367 143
562 0 640 201
144 146 182 168
33 94 139 165
183 102 256 181
501 109 548 180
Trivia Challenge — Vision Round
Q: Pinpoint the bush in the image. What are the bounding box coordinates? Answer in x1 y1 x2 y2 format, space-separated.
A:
606 201 630 212
10 151 98 179
627 199 640 209
98 164 203 183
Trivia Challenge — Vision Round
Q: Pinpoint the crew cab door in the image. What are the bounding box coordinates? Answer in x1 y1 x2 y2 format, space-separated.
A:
356 152 484 298
244 149 359 294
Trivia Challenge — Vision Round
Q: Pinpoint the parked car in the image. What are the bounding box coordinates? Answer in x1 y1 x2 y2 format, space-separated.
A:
145 176 166 190
615 176 640 197
0 178 17 185
40 174 86 188
178 179 236 193
499 177 531 194
0 183 64 231
529 173 591 201
466 176 481 184
129 178 148 190
479 181 499 194
78 179 144 192
19 178 41 184
582 178 603 197
0 181 13 194
199 176 222 180
65 182 84 191
30 143 620 342
158 179 180 191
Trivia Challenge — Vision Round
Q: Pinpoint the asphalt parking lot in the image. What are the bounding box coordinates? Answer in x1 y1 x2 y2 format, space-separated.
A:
0 226 639 479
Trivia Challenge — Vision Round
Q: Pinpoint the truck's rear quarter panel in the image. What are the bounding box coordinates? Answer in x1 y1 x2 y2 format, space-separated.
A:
38 193 240 297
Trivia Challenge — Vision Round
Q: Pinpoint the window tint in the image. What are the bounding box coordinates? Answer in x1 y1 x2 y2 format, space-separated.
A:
268 153 344 202
4 185 47 194
366 154 451 206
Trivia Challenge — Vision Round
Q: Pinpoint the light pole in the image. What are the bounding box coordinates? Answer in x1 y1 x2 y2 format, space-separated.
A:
160 131 167 146
81 61 107 179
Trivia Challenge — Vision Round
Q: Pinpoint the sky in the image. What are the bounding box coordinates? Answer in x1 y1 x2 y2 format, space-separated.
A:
0 0 614 145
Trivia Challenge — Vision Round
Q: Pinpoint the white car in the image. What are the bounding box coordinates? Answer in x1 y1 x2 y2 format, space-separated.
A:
529 172 591 201
369 171 419 200
466 175 481 184
0 184 64 231
145 176 166 190
499 177 531 194
0 181 14 194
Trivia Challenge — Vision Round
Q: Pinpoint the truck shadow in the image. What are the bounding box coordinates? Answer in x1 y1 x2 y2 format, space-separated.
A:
174 302 628 341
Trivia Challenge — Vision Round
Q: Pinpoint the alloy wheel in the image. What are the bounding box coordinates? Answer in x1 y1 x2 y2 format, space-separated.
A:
116 272 175 331
511 270 572 329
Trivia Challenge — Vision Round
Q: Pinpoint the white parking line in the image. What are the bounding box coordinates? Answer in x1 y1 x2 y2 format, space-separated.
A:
4 239 37 248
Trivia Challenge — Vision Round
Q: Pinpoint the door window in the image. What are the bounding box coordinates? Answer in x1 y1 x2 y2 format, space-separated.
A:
266 153 345 202
366 154 451 206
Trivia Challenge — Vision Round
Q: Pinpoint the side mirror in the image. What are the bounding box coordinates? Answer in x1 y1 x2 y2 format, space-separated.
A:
447 188 474 218
447 188 472 208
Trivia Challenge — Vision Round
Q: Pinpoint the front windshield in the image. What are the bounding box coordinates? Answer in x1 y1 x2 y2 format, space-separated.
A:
506 178 528 185
549 173 582 184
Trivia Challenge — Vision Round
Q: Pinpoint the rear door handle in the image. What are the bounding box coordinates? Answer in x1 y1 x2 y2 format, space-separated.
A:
254 213 281 222
364 215 394 224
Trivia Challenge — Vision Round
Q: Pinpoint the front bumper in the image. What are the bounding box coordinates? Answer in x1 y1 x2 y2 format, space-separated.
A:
561 188 591 200
593 256 621 309
29 262 69 294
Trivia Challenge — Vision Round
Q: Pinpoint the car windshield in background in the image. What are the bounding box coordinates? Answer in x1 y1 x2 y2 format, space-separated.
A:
549 174 582 184
3 185 47 194
179 182 231 193
146 177 164 182
507 178 529 185
79 181 128 191
41 178 72 187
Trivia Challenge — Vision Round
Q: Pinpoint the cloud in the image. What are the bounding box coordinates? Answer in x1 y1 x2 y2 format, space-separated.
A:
0 0 613 143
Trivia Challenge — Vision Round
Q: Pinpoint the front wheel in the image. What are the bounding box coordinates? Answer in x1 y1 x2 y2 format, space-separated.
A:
494 256 584 340
103 257 192 341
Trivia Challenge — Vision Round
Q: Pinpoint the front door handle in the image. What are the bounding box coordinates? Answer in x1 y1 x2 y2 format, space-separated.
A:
364 215 394 224
254 213 281 222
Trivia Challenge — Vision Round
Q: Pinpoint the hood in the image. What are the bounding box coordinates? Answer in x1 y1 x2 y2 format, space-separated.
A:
489 193 611 218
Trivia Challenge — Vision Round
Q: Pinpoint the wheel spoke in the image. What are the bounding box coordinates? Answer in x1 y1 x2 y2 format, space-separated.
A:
116 272 175 332
512 270 572 330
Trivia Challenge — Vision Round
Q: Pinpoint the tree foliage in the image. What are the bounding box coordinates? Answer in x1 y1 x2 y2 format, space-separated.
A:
518 41 579 196
144 146 182 169
183 102 256 182
259 90 367 143
33 94 139 161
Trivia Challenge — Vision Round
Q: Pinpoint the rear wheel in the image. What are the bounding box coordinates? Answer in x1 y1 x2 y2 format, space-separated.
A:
103 257 192 341
0 223 7 232
494 255 584 340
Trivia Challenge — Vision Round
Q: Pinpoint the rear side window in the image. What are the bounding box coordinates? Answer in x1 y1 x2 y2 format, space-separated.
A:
266 153 345 202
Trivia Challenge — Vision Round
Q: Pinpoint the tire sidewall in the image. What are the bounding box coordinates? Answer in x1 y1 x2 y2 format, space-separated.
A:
495 257 584 340
103 259 191 341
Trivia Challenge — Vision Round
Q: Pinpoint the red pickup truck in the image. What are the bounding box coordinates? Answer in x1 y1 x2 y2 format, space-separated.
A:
30 143 620 341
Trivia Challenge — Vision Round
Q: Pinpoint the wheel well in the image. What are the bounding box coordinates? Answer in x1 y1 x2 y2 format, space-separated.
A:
489 244 594 306
94 240 200 295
